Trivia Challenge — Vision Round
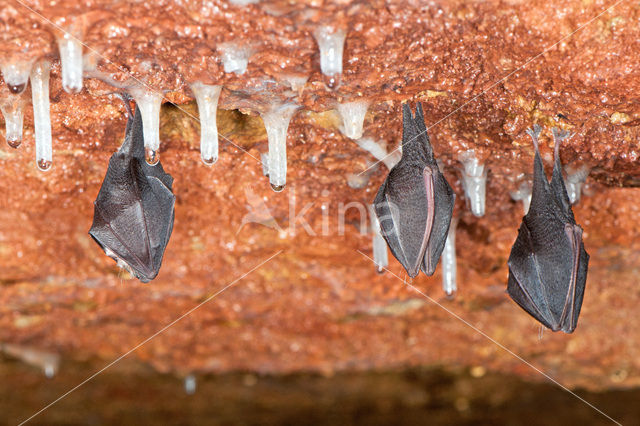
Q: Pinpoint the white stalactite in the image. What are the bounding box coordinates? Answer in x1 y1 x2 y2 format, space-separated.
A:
459 150 487 217
313 26 346 89
565 165 590 204
1 59 33 94
442 219 458 298
368 204 388 273
511 181 532 215
337 100 368 140
30 61 52 171
0 94 25 147
129 86 163 165
260 103 298 191
218 42 253 75
191 82 222 165
57 31 84 93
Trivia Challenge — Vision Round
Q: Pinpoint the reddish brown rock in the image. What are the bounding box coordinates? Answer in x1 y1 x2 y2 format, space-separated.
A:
0 0 639 395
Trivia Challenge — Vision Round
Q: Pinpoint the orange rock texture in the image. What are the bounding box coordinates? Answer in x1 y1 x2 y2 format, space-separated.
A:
0 0 639 393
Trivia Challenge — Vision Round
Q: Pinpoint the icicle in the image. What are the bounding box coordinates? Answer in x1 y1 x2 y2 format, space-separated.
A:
260 103 298 192
337 100 368 140
129 87 163 165
218 42 253 75
565 165 589 204
30 61 52 171
356 137 401 170
184 375 196 394
368 204 388 274
442 218 458 298
510 181 532 215
1 343 60 378
1 59 33 94
191 82 222 165
313 26 346 89
459 150 487 217
57 30 84 93
0 94 25 147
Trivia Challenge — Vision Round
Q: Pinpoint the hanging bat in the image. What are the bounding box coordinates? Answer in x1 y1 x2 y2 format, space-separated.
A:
507 125 589 333
89 98 175 282
373 102 455 278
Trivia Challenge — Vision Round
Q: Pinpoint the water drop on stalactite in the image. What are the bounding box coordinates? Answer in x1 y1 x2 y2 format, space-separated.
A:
57 30 84 94
270 183 286 192
260 103 298 191
442 219 458 298
314 26 346 90
337 100 368 140
145 148 160 166
130 87 163 163
30 61 53 172
191 82 222 166
37 159 52 171
459 150 487 217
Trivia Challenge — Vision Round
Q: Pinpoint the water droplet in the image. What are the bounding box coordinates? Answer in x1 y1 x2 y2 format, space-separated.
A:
7 138 21 148
8 82 26 94
270 183 285 192
37 159 52 171
376 265 385 275
202 155 217 166
145 148 159 166
323 73 341 90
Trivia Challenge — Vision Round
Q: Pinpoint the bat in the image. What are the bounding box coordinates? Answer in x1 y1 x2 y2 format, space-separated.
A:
507 125 589 333
373 102 455 278
89 97 175 283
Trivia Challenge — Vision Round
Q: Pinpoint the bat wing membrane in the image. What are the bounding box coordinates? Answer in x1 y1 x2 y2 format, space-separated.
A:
422 170 455 276
132 158 175 273
376 161 431 278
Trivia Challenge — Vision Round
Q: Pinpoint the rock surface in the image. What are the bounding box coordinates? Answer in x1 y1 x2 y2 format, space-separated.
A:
0 0 639 395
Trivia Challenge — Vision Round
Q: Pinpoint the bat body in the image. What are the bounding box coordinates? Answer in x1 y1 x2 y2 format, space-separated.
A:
374 103 455 278
507 125 589 333
89 101 175 282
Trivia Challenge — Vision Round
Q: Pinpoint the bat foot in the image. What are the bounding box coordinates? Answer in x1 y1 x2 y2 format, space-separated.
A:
525 124 542 148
